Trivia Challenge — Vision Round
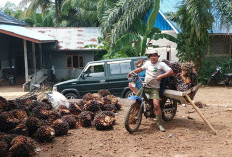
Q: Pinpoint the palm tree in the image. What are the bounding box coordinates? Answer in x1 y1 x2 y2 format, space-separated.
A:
102 0 177 58
21 0 64 26
212 0 232 26
60 0 100 26
101 0 155 46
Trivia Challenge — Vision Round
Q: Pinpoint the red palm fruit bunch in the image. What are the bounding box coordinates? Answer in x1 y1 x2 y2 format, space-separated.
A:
51 119 69 136
77 111 94 127
93 111 116 130
9 135 35 157
35 125 55 142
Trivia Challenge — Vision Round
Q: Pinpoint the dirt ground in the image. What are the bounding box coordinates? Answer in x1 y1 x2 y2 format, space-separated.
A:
1 86 232 157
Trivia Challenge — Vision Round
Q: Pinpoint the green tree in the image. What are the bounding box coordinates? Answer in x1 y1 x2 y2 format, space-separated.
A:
174 0 213 68
212 0 232 26
21 0 64 26
101 0 177 58
101 0 155 46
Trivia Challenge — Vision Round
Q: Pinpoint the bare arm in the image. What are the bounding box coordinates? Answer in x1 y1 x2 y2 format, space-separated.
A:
128 67 143 78
156 69 173 81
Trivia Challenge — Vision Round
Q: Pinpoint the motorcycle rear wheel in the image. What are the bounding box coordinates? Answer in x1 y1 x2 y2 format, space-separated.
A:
161 97 177 122
124 100 143 133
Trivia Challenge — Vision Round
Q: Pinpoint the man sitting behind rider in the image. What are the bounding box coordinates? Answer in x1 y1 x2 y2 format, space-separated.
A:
128 51 173 132
129 59 146 94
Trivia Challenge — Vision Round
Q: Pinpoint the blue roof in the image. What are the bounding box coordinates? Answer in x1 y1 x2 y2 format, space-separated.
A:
0 10 25 26
144 9 180 33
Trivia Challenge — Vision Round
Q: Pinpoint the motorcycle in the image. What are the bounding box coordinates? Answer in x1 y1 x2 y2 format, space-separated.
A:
2 66 16 85
124 72 177 133
208 66 232 86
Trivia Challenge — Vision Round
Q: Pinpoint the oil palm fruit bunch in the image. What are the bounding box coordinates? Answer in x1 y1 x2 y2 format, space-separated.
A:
61 115 77 129
98 89 111 97
78 111 94 127
9 123 29 136
51 119 69 136
0 96 8 111
5 100 18 111
181 62 194 77
82 93 94 101
93 111 116 130
47 111 61 124
92 93 103 100
169 62 182 74
83 100 100 112
56 105 71 116
41 98 52 106
166 76 178 90
0 132 17 146
35 125 55 142
0 140 8 157
32 106 50 119
0 112 20 132
10 109 28 121
25 116 43 136
102 104 117 113
69 102 83 115
9 135 35 157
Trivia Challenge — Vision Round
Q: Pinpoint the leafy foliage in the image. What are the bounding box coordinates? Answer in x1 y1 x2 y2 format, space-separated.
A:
199 57 232 84
174 0 213 68
212 0 232 26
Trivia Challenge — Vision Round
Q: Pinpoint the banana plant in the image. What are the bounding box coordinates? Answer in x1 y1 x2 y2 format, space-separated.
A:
111 0 177 58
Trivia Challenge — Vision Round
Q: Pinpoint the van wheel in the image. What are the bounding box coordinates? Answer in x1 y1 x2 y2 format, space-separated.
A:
125 90 135 98
64 93 78 99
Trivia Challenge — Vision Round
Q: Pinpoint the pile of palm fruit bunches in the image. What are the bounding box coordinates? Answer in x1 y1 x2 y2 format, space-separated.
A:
166 61 198 92
0 89 121 156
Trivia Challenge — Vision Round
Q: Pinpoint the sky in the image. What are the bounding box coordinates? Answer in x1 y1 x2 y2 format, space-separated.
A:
0 0 22 7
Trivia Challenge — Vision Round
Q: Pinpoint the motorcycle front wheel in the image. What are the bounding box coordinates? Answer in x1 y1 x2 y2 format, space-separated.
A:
161 97 177 122
124 100 143 133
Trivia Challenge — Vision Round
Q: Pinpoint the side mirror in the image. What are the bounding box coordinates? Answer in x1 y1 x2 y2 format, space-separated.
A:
80 73 85 79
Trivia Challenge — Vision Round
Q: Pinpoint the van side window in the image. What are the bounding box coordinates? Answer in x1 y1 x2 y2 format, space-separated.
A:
85 64 105 77
109 62 131 75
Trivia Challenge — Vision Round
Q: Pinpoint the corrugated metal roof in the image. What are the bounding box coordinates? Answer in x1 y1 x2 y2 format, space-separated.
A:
29 27 103 51
0 10 26 26
0 24 56 43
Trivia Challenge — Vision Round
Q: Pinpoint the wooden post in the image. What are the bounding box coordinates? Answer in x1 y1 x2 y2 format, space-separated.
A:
39 43 43 68
23 40 29 82
185 95 217 135
32 43 36 74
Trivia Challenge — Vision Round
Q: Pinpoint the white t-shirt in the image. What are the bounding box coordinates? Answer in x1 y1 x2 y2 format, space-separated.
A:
141 60 171 89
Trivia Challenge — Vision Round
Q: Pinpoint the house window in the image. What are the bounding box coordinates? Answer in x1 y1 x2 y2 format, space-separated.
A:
66 54 84 68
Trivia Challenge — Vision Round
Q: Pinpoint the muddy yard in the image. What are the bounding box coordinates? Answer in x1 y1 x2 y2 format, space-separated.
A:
1 86 232 157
